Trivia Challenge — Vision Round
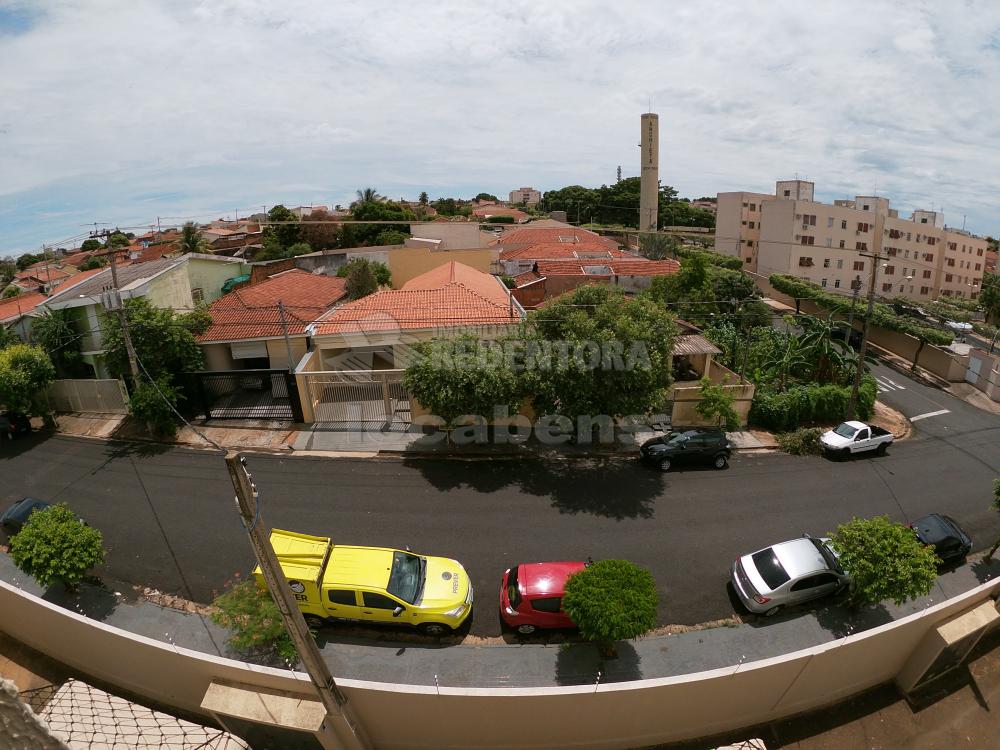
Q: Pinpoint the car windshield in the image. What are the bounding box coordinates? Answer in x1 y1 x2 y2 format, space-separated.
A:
833 423 857 438
751 549 790 590
812 538 844 574
386 551 424 605
665 432 691 445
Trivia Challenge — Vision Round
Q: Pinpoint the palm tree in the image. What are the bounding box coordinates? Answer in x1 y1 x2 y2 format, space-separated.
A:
354 187 381 207
797 314 853 384
179 222 211 255
418 191 429 206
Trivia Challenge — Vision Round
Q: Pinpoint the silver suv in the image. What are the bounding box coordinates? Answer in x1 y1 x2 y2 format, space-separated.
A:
731 535 850 617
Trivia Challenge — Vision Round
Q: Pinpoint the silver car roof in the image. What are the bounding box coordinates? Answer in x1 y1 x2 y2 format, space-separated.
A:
771 538 833 580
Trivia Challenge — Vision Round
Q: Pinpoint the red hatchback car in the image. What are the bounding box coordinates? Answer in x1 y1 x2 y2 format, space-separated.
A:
499 561 587 635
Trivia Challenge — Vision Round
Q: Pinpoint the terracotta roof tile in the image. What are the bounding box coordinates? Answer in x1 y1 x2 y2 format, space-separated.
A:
534 259 680 276
492 227 619 249
199 269 347 342
500 243 633 261
0 291 48 323
313 262 520 335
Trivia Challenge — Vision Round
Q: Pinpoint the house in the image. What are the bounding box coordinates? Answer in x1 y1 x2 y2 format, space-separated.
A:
40 254 247 378
498 242 635 276
198 269 348 371
670 320 755 428
5 264 79 295
0 291 48 342
307 261 524 370
511 258 680 309
472 204 528 223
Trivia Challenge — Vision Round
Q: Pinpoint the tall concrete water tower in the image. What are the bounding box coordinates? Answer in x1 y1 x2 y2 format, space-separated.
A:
640 112 659 232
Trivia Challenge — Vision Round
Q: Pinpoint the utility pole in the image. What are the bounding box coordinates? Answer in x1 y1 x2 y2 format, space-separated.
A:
847 209 886 419
224 453 372 750
277 300 295 370
93 229 140 384
846 275 862 330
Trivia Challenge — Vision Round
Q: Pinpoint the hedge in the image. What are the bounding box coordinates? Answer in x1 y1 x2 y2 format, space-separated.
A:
674 246 743 270
749 375 877 431
770 275 952 347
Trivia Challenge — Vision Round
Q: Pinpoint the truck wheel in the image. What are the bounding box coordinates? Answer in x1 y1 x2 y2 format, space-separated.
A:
303 614 326 629
875 443 887 456
418 622 451 637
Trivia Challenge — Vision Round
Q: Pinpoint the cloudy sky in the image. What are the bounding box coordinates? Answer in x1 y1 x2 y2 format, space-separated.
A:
1 0 999 255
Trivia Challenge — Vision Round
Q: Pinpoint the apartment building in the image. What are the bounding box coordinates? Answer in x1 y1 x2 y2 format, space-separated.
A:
716 180 987 302
508 187 541 206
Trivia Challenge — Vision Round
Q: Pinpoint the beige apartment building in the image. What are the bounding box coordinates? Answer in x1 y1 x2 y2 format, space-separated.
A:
508 187 541 205
716 181 987 302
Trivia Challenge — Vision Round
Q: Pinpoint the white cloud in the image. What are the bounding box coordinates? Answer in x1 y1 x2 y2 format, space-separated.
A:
1 0 999 253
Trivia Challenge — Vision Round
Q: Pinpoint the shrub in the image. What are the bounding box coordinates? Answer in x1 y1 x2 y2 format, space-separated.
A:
695 377 740 431
562 560 657 650
211 580 298 665
484 215 515 224
749 375 877 431
776 427 823 455
128 378 182 438
9 504 106 590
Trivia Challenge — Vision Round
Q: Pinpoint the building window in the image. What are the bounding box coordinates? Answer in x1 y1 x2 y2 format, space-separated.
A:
863 204 870 210
821 278 828 287
899 284 905 292
741 220 747 226
945 273 953 282
834 279 841 288
800 236 815 246
826 238 833 247
747 240 754 247
748 221 755 229
923 270 931 279
841 220 848 230
920 286 930 295
884 265 895 275
836 259 844 269
856 242 867 251
783 190 790 197
882 282 893 292
839 240 846 249
948 242 957 251
827 217 834 228
927 237 936 246
976 263 982 271
923 253 934 262
823 258 830 268
947 258 955 266
745 256 752 264
742 202 748 208
798 257 814 267
857 222 870 233
906 232 911 241
853 261 865 271
977 248 984 256
802 214 817 226
749 203 756 211
920 217 928 223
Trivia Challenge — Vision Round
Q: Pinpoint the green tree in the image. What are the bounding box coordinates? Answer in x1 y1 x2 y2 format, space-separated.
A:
80 239 103 253
403 335 526 428
79 256 105 271
0 325 19 348
344 259 379 300
0 344 56 413
29 309 87 378
350 194 415 245
179 222 210 254
639 233 680 260
562 560 657 655
0 258 15 285
336 258 391 287
263 204 301 249
418 191 429 206
285 242 313 258
375 229 409 245
830 516 939 607
796 314 854 384
474 192 498 202
15 253 43 271
102 298 208 381
433 198 460 216
8 504 106 590
107 231 130 248
538 185 600 223
128 377 184 438
986 479 1000 559
980 272 1000 325
3 286 21 298
695 377 740 431
527 284 677 420
354 187 381 206
211 580 298 665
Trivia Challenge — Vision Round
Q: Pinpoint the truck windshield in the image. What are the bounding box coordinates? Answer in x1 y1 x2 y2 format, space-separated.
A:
387 551 423 604
833 423 857 438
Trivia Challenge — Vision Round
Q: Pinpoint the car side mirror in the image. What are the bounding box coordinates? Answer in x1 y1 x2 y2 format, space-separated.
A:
392 606 405 617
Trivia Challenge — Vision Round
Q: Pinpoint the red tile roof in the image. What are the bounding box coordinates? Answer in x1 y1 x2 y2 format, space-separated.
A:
534 259 680 276
513 270 542 286
61 251 95 267
0 291 48 323
313 262 520 335
492 227 619 249
199 269 348 342
499 242 633 261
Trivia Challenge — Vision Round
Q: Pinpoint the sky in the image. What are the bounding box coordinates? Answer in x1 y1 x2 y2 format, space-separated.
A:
1 0 999 256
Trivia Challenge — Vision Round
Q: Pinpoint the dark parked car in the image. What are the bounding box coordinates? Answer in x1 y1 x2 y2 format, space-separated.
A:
0 497 52 535
1 411 31 440
910 513 972 563
639 428 733 472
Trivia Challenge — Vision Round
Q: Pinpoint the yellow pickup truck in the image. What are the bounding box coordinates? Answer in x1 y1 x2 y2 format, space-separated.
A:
254 529 473 636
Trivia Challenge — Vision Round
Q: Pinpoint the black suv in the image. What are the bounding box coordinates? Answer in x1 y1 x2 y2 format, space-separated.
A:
910 513 972 564
639 428 733 472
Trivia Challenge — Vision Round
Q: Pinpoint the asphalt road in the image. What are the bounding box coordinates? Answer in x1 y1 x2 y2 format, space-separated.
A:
3 378 999 637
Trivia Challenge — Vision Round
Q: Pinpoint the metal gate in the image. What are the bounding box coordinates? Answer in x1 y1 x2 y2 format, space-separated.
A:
305 370 410 425
183 370 304 421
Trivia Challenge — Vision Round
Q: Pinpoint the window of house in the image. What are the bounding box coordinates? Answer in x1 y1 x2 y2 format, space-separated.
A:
881 282 892 292
802 214 817 226
942 289 952 296
836 259 843 269
853 261 864 271
826 238 833 247
827 217 834 228
748 221 755 229
823 258 830 267
906 232 911 241
741 220 747 226
749 203 756 211
821 278 827 287
948 242 957 250
857 222 870 233
856 242 867 251
945 273 954 282
947 258 955 266
841 220 848 230
923 270 931 279
834 279 841 288
920 217 928 223
921 286 930 295
902 268 909 276
747 240 754 247
839 240 846 249
783 190 791 197
923 253 934 262
863 204 870 210
191 287 204 303
903 249 910 258
916 234 922 243
798 257 814 267
745 256 752 264
976 263 982 271
899 284 905 292
977 248 984 256
742 202 748 208
927 237 936 246
886 247 897 256
884 265 895 275
800 236 814 245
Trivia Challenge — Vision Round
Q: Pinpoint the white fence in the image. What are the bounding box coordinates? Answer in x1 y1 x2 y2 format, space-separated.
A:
46 378 129 414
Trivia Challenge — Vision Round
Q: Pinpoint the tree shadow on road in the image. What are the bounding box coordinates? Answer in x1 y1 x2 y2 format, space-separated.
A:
970 555 1000 584
555 640 642 686
813 601 892 639
403 457 661 520
41 577 120 623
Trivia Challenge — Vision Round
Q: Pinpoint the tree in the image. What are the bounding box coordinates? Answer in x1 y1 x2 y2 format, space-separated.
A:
344 259 379 300
30 308 87 378
79 256 105 271
375 229 409 245
179 222 210 254
102 298 208 381
402 335 526 428
830 516 939 607
639 233 680 260
349 195 415 245
211 580 298 665
562 560 657 655
107 231 130 248
418 191 429 206
474 192 498 202
980 272 1000 325
354 187 381 206
80 239 103 253
0 344 56 413
336 257 391 287
695 377 740 431
0 325 18 349
285 242 313 258
15 253 43 271
128 377 184 438
8 503 106 590
300 208 342 252
263 204 301 249
796 314 854 384
0 258 15 285
3 286 21 298
987 479 1000 559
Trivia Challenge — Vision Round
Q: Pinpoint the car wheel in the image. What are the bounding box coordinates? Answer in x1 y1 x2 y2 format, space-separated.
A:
762 605 782 617
658 457 672 472
712 453 728 469
875 443 887 456
418 622 451 637
303 614 327 629
516 623 537 636
840 448 851 461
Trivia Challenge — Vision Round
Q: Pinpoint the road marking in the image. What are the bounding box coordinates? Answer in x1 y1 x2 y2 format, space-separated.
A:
910 409 950 422
875 375 907 393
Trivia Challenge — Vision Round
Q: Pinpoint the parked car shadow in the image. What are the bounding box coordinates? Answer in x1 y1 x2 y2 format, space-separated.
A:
311 611 475 651
0 429 52 459
813 601 892 639
404 457 661 520
554 640 642 686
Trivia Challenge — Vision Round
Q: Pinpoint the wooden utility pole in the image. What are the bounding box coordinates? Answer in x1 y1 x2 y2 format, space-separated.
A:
277 300 295 370
92 229 140 383
847 209 886 418
224 453 372 750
